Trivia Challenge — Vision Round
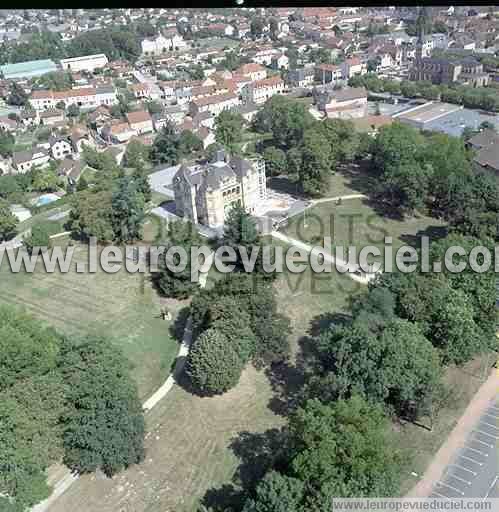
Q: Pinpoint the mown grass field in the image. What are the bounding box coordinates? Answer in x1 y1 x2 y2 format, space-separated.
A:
0 243 181 400
50 366 283 512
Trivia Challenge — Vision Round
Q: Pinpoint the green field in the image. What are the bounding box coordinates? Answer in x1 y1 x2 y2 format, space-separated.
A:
0 243 181 400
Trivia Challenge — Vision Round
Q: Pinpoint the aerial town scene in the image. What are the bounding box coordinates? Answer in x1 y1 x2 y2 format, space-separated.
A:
0 5 498 512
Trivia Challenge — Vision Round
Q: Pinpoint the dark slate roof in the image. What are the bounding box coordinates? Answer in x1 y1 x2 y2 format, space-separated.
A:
468 128 499 149
230 155 252 178
203 162 236 189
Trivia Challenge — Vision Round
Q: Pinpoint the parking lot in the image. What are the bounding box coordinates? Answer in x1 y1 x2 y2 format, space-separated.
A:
431 400 499 500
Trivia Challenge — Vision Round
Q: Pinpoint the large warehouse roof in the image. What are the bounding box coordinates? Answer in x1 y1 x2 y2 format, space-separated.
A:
0 59 58 79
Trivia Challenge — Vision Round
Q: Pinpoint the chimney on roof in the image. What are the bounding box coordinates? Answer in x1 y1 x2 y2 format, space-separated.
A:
214 148 227 163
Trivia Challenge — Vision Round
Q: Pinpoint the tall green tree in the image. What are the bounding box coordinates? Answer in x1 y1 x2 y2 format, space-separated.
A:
150 122 180 165
186 328 244 395
290 396 404 507
59 336 145 476
111 176 146 243
215 110 245 153
156 219 203 299
243 471 305 512
0 198 17 241
252 95 314 150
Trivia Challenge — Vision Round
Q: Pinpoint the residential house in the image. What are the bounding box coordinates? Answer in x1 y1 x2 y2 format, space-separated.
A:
236 63 267 82
466 129 499 174
20 110 38 128
233 103 260 123
0 116 18 132
70 127 95 155
49 135 73 160
40 108 65 126
189 92 240 117
102 122 136 144
241 76 286 105
30 86 117 112
152 106 185 130
314 86 368 119
0 155 10 175
197 126 215 149
57 158 83 182
314 64 343 85
88 105 112 132
12 148 50 173
192 111 215 130
126 110 153 135
341 57 367 79
271 53 289 70
131 83 161 101
287 67 315 88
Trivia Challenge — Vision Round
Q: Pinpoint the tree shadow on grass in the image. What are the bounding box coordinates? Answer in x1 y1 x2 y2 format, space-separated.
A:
200 484 246 512
265 360 305 417
168 305 190 342
399 225 449 250
199 428 290 511
308 311 351 338
337 160 376 197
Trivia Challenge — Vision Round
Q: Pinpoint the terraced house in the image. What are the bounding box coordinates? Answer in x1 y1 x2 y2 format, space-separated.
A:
30 85 118 112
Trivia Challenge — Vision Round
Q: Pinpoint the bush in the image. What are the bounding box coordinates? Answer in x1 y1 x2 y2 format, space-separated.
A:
186 328 244 395
24 220 59 253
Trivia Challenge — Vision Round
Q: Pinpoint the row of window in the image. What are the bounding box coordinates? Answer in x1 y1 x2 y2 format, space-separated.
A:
222 186 240 197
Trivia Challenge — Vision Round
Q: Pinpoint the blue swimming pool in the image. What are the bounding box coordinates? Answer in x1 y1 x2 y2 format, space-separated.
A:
34 194 60 207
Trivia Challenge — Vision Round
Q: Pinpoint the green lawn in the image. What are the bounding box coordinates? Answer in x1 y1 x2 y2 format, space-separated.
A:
0 243 181 400
282 197 447 268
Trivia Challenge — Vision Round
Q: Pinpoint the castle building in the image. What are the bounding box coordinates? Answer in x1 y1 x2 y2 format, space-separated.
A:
173 151 267 229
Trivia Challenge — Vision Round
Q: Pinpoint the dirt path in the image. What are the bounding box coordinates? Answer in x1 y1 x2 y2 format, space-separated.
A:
271 230 374 285
311 193 367 205
406 367 499 498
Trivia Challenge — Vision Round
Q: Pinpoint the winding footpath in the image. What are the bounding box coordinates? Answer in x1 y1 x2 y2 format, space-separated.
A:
31 253 215 512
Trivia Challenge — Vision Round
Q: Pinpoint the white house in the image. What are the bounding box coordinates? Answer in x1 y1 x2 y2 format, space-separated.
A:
236 63 267 82
141 32 186 57
49 136 73 160
30 86 117 112
126 111 154 135
60 53 109 73
189 92 240 117
271 53 289 70
242 76 285 105
12 148 51 173
341 57 367 79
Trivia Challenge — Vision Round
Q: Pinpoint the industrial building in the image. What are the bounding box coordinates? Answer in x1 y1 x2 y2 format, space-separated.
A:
0 59 58 80
392 101 463 130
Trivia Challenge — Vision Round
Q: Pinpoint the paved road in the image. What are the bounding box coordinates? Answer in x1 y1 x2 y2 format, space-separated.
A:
430 399 499 501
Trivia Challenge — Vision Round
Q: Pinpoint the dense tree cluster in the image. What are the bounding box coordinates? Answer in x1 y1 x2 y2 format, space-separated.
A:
370 122 499 237
150 122 203 165
243 396 405 511
349 73 499 112
254 96 365 196
183 208 290 395
215 110 245 154
69 150 149 243
0 25 143 67
0 306 145 510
